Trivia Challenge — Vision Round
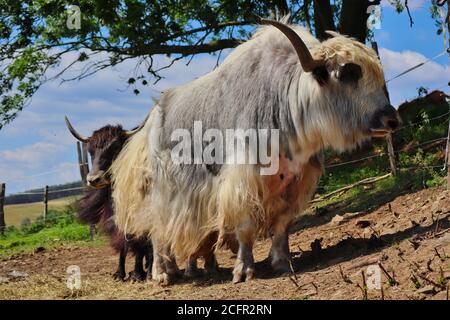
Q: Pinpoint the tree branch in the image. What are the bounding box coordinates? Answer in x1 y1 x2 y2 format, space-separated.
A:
404 0 414 27
164 21 255 42
128 39 243 56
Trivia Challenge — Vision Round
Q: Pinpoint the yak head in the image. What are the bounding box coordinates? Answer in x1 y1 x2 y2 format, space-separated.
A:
64 116 147 189
263 20 401 152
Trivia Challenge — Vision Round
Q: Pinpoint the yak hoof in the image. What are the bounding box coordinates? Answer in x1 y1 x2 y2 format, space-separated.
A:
113 270 126 281
271 258 292 275
154 272 174 286
128 270 146 282
184 268 203 279
232 262 255 284
205 265 220 276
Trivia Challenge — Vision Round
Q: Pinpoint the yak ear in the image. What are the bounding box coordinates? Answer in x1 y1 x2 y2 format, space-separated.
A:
337 63 362 84
312 65 329 86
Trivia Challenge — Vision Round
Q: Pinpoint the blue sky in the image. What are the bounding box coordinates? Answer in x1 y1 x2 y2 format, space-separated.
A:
1 0 449 195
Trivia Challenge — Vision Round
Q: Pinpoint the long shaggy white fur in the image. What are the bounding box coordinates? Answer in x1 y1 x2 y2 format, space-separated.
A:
111 19 388 263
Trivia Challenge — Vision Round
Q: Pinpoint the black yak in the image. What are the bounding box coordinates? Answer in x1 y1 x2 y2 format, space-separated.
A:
65 117 152 281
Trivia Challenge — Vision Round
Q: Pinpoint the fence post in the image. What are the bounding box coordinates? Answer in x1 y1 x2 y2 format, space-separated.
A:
82 142 90 179
76 142 87 185
371 41 397 176
80 142 96 239
43 185 49 223
446 96 450 190
0 183 5 235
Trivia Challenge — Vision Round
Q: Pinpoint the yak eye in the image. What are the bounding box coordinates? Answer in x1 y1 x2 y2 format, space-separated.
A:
337 63 362 84
312 66 329 86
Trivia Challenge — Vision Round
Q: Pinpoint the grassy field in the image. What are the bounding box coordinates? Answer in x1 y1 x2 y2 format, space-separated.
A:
4 196 80 227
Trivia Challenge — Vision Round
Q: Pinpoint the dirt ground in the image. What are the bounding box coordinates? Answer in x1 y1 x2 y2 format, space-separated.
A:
0 187 449 300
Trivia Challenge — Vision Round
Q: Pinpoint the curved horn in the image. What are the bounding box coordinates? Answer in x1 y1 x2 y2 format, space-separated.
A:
64 116 89 143
124 112 150 137
261 19 324 72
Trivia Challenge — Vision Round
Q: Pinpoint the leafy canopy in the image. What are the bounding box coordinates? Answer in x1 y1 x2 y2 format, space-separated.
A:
0 0 440 129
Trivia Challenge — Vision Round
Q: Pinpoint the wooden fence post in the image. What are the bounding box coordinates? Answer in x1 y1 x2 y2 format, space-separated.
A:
446 97 450 190
43 185 49 223
371 41 397 175
82 142 90 179
76 142 87 185
78 142 95 239
0 183 5 235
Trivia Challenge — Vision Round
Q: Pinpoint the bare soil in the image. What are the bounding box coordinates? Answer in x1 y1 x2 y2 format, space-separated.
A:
0 187 449 300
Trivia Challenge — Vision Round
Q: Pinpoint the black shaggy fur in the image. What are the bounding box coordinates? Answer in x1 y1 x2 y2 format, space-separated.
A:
76 125 152 281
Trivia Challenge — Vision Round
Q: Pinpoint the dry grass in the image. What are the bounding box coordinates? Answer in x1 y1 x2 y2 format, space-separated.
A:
1 188 449 300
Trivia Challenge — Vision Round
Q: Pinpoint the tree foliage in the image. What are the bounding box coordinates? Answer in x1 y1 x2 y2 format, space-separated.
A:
0 0 440 129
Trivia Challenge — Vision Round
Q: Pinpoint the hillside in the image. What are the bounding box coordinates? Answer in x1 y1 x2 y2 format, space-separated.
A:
0 186 448 300
4 196 79 227
5 181 83 205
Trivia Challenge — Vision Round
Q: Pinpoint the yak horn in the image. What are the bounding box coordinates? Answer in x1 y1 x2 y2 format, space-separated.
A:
124 112 150 137
261 19 324 72
64 116 89 142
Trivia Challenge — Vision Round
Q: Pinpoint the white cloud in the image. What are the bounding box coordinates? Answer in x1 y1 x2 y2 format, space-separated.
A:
0 142 64 164
379 48 450 105
0 51 225 194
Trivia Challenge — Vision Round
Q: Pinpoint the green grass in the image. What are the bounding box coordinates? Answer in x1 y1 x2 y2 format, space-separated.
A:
0 206 105 259
319 103 448 195
0 224 104 259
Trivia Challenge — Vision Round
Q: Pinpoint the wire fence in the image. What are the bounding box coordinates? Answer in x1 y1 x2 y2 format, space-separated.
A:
12 186 85 196
325 127 449 170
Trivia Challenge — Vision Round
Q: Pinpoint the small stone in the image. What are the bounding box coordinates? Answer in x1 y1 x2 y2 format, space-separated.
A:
0 276 9 284
8 270 29 278
331 215 344 225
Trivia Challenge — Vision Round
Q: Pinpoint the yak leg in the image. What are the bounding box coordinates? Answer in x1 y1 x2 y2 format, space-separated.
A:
113 240 128 281
114 242 128 280
232 224 256 283
144 243 153 271
204 251 219 274
163 247 180 278
129 249 146 282
269 214 292 273
150 238 173 286
184 258 202 278
151 240 180 286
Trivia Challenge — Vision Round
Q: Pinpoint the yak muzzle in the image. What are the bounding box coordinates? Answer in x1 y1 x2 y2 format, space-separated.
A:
87 171 109 189
369 105 402 138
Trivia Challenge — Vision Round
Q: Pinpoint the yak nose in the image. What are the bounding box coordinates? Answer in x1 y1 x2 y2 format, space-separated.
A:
383 115 400 131
87 171 105 187
371 105 402 132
